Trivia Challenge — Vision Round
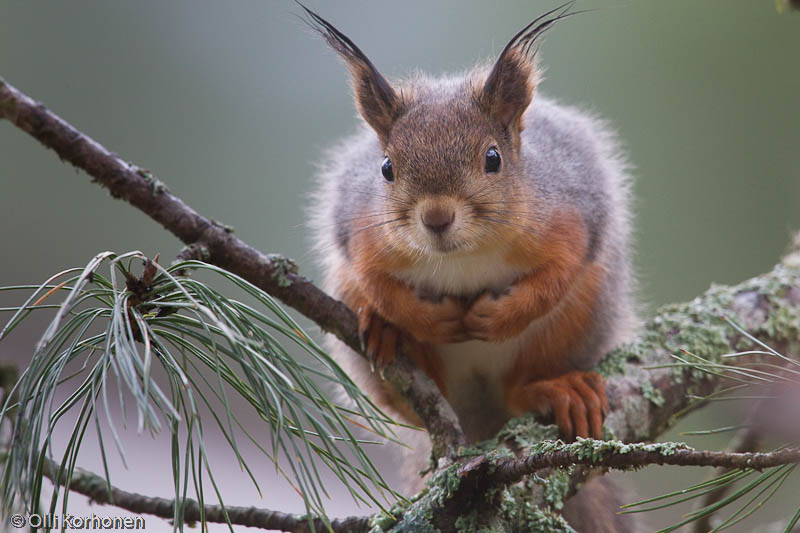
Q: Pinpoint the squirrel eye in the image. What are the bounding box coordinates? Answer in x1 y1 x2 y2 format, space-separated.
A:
484 147 501 173
381 156 394 182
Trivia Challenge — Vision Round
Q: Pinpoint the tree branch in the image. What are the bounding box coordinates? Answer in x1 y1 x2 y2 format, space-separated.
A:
489 441 800 484
0 77 466 459
42 458 371 533
600 237 800 445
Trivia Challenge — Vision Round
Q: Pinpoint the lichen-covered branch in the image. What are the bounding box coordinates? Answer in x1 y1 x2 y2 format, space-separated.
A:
600 236 800 445
490 440 800 484
0 77 465 459
41 458 371 533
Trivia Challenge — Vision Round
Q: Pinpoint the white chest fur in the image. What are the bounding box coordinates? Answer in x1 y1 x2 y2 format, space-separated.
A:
393 248 523 297
392 249 531 440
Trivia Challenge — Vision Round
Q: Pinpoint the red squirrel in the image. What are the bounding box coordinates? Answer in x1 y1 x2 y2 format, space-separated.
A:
305 4 636 529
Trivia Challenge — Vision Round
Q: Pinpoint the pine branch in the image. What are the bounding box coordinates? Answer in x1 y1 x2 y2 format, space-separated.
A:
41 458 371 533
692 414 763 532
0 77 466 460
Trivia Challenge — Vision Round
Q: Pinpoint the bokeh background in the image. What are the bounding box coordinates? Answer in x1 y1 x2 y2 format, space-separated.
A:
1 0 799 531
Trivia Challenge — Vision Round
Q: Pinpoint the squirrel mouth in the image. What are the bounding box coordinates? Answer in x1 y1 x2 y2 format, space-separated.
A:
425 232 478 255
431 238 459 254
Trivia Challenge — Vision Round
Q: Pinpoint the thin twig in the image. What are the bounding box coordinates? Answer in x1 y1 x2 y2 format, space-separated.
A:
42 458 371 533
489 443 799 486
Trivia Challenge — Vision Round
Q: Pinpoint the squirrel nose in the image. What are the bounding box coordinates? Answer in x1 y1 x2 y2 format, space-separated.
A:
421 207 455 234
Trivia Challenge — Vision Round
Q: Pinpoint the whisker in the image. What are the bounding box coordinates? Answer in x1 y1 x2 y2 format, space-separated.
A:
464 173 519 201
349 216 410 239
311 209 410 231
470 216 531 231
469 200 530 207
474 207 531 215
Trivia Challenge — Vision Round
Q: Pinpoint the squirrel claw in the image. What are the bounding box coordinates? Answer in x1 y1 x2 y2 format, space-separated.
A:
357 306 399 374
510 371 608 440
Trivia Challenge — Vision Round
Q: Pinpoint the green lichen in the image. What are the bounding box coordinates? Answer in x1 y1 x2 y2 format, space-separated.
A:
267 254 299 288
745 264 800 349
429 464 462 507
594 346 638 377
613 391 652 438
762 294 800 341
541 469 571 511
378 511 437 533
458 416 590 519
458 439 503 458
649 306 731 363
134 166 169 196
617 286 741 398
527 438 690 466
369 463 463 532
369 492 434 533
369 515 396 532
495 413 560 451
369 496 415 531
457 414 557 461
640 381 665 407
496 488 576 533
522 507 576 533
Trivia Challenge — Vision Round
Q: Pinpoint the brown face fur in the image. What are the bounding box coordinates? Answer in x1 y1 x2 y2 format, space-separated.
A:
380 82 532 255
301 3 563 258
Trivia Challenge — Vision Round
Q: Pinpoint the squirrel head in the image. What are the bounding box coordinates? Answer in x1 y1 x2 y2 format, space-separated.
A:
301 3 574 255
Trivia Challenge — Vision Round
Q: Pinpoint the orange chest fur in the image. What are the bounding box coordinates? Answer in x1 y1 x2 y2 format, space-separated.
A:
347 207 602 400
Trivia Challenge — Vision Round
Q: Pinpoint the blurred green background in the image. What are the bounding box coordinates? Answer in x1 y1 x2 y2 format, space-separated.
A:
1 1 799 531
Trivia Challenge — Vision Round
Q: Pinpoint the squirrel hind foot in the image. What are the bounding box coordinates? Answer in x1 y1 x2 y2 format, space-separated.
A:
506 371 608 440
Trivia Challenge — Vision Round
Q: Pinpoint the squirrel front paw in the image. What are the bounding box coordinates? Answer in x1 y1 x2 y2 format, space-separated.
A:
506 371 609 440
357 305 400 375
463 289 529 342
399 295 469 344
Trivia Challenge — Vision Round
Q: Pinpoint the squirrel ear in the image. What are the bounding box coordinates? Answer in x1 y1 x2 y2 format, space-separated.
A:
299 3 402 144
480 3 575 136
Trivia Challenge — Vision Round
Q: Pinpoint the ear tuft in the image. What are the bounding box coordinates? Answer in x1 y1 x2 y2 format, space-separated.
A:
479 2 578 138
298 2 403 144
